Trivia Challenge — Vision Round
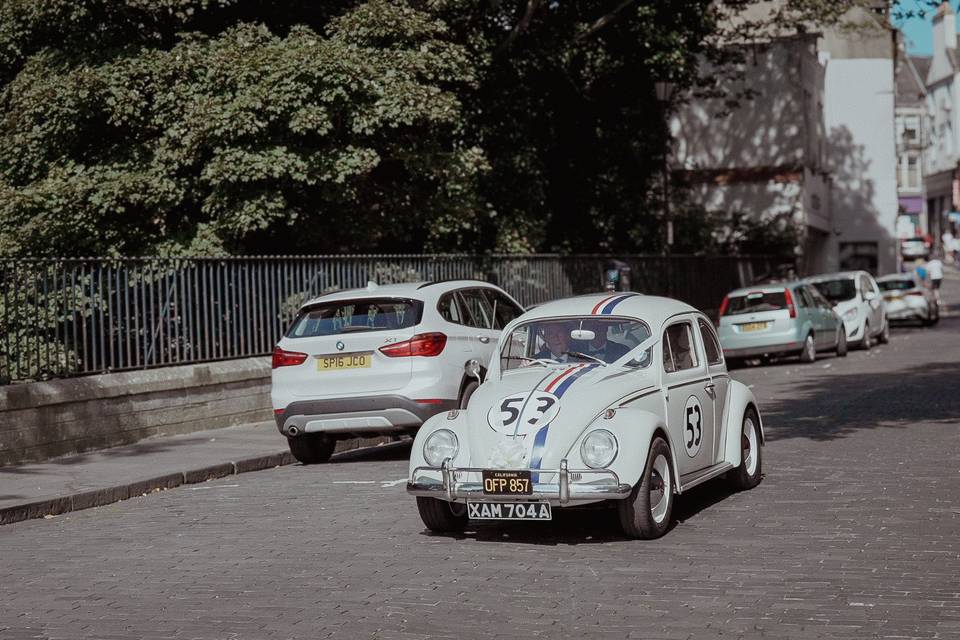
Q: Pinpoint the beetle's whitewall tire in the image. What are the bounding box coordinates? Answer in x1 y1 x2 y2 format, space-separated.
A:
728 408 762 491
618 436 673 539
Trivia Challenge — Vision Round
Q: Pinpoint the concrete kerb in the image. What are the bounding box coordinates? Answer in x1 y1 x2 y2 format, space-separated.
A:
0 451 295 526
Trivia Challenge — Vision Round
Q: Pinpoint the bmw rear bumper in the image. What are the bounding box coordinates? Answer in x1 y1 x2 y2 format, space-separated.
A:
407 459 633 505
277 395 457 437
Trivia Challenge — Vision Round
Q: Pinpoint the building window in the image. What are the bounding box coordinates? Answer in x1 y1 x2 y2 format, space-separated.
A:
902 115 920 144
898 154 920 190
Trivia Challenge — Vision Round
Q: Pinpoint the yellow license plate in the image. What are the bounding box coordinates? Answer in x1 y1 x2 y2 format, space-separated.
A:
739 322 769 332
316 352 373 371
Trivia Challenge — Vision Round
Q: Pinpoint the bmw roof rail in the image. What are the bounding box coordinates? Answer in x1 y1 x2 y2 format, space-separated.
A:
416 278 492 289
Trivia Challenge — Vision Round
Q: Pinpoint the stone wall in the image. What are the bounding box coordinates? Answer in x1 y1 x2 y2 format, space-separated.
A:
0 358 271 466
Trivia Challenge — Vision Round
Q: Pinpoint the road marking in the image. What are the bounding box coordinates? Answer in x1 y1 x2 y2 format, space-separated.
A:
380 478 407 488
332 480 376 484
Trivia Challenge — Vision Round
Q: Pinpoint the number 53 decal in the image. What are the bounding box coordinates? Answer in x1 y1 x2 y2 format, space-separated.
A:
684 395 703 457
487 391 561 436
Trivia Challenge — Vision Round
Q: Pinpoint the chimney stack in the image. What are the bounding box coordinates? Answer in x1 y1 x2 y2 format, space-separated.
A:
933 1 957 54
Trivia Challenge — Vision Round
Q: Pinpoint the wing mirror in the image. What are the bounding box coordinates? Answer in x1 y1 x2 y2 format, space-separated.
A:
464 359 482 381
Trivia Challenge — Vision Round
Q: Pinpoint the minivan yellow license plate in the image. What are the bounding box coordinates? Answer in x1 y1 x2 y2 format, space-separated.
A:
739 322 770 332
316 352 373 371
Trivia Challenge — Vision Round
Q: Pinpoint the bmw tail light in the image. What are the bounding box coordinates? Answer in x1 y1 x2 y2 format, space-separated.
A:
783 288 797 318
906 291 925 297
379 332 447 357
272 346 308 369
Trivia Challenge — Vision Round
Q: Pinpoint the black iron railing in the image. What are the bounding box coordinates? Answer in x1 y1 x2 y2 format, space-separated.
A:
0 254 791 384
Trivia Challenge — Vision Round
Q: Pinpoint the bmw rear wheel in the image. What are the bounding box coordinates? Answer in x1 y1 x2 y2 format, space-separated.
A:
287 434 336 464
619 437 673 539
729 408 762 490
416 497 468 533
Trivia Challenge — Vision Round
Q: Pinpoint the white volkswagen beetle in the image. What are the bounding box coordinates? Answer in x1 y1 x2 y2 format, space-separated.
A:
406 293 764 539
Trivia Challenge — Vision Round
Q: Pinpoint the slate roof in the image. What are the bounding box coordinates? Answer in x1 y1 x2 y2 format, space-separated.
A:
897 55 930 107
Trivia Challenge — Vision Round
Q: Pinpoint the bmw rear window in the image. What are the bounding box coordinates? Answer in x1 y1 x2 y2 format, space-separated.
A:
724 291 787 316
286 298 423 337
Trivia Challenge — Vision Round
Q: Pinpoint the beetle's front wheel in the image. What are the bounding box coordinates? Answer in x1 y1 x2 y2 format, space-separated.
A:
416 497 467 533
728 408 763 490
618 437 673 539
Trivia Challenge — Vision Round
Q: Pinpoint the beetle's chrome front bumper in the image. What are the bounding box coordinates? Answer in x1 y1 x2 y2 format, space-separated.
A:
406 459 632 505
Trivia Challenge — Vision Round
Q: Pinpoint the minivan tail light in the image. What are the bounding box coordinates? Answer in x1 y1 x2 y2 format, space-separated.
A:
718 295 730 317
272 346 308 369
783 288 797 318
379 332 447 357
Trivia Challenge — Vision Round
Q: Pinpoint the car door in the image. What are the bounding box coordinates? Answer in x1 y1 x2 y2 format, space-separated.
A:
860 274 882 332
809 287 840 344
797 286 827 349
696 317 728 463
662 317 716 477
457 288 500 366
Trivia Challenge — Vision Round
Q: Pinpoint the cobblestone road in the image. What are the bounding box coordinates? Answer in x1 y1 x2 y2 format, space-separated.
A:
2 295 960 639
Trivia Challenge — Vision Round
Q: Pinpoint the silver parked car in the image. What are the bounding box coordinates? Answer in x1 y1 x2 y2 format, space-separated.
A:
717 282 847 366
876 273 939 326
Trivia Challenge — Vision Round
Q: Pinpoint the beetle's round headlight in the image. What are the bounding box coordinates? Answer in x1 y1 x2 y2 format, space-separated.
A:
424 429 459 466
580 429 618 469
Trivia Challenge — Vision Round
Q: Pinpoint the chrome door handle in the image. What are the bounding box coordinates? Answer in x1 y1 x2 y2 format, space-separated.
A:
704 383 716 396
478 336 490 344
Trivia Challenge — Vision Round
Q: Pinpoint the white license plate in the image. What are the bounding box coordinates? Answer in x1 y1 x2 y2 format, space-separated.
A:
467 501 552 521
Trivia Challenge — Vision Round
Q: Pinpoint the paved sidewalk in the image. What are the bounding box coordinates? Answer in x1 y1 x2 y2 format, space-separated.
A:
0 421 397 525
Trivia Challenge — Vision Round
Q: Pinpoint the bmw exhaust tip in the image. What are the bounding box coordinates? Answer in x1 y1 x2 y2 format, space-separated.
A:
287 425 300 437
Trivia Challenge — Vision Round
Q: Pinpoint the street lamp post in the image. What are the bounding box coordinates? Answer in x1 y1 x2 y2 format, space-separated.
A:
654 80 675 296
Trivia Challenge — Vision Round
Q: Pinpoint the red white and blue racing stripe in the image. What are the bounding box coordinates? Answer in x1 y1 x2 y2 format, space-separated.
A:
590 293 638 315
529 363 600 480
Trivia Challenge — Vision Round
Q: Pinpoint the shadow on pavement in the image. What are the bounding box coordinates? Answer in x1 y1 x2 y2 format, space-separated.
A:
761 357 960 442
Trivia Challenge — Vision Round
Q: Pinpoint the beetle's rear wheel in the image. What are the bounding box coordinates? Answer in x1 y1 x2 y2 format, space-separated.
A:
618 437 673 539
728 408 763 490
416 497 467 533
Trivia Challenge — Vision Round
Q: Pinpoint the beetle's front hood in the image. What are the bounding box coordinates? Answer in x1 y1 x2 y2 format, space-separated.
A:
463 364 656 470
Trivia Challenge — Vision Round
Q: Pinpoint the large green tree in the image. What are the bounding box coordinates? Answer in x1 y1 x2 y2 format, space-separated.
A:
0 0 864 257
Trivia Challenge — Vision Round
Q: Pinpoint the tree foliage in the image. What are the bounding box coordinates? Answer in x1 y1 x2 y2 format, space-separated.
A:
0 0 858 257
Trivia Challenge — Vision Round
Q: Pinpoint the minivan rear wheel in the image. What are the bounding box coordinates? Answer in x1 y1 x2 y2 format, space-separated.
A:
799 334 816 363
288 434 336 464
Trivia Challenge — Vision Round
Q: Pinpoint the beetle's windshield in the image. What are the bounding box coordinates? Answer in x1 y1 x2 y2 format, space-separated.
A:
500 317 652 372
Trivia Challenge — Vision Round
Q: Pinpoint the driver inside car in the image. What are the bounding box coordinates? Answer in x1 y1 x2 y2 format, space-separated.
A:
535 322 574 361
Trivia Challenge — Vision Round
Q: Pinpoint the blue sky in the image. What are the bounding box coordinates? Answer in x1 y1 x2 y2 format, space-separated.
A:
895 1 952 56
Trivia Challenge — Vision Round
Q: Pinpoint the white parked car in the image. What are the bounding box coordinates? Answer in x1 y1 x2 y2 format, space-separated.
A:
876 272 939 326
272 280 525 464
805 271 889 349
406 293 765 539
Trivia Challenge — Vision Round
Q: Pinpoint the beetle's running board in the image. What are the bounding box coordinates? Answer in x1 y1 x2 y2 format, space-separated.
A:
678 462 734 493
407 459 632 505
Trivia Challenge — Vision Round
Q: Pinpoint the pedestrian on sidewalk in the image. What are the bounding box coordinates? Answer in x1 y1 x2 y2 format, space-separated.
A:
914 257 928 285
928 252 944 305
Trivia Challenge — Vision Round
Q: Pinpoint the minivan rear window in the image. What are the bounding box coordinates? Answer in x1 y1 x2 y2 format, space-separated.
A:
286 298 423 337
724 291 787 316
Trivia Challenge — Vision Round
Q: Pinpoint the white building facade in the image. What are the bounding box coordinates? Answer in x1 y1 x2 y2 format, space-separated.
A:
672 5 901 275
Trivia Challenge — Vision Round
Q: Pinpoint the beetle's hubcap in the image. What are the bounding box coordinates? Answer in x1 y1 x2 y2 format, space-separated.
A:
742 417 758 476
649 454 671 524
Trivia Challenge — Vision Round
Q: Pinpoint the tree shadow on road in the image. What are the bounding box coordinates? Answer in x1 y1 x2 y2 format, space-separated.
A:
760 358 960 442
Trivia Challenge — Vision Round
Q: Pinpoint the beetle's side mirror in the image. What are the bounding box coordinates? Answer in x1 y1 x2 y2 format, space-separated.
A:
465 359 482 382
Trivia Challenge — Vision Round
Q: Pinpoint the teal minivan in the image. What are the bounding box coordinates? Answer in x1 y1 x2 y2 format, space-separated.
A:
716 281 847 366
